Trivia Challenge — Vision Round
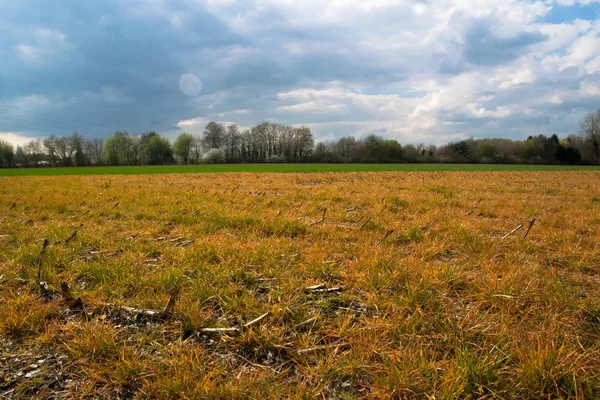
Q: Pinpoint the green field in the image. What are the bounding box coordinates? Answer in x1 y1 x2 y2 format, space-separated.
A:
1 163 599 176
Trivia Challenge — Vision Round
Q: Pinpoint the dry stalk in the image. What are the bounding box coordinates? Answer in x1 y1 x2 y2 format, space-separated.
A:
64 231 78 245
351 216 364 227
200 312 271 334
160 286 181 316
200 327 239 333
60 282 84 310
293 317 317 331
305 284 326 291
359 217 372 229
243 312 271 329
297 343 349 355
103 286 181 319
376 229 394 246
36 239 49 293
60 282 74 301
309 208 327 226
501 224 523 239
523 218 536 238
305 284 344 294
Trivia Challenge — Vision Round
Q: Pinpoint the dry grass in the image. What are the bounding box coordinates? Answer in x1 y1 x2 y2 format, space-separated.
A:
1 170 600 399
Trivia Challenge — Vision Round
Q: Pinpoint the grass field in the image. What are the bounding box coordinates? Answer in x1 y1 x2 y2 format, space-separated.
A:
1 163 600 176
1 171 600 398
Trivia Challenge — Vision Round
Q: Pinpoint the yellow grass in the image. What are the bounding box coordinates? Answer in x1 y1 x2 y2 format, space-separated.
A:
1 171 600 398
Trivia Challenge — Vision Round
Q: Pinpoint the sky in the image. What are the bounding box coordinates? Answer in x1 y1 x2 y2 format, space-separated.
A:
0 0 599 147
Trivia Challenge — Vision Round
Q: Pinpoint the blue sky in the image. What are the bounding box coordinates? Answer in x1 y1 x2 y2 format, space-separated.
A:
0 0 599 146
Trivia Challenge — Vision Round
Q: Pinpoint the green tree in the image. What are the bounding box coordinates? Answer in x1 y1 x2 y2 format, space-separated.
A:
364 134 383 162
381 139 403 162
145 134 173 165
103 131 137 165
173 133 194 164
0 140 15 168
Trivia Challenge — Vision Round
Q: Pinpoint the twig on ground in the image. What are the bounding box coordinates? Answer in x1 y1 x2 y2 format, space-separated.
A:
200 312 271 334
297 343 349 355
359 217 372 229
243 312 271 329
200 327 239 333
36 239 49 283
60 282 84 310
305 284 344 294
351 216 364 227
376 229 394 246
501 224 523 239
64 231 77 245
160 286 181 317
102 286 181 320
309 208 327 226
36 239 50 296
523 218 536 238
293 317 317 331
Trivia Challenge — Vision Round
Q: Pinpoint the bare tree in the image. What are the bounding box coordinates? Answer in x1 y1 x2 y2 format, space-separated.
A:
84 138 104 165
580 109 600 164
43 135 76 166
24 139 44 167
292 126 314 161
190 136 203 164
225 124 241 162
71 132 88 166
202 122 225 149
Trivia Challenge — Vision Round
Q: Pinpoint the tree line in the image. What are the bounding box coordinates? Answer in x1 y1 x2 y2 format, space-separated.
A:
1 109 599 167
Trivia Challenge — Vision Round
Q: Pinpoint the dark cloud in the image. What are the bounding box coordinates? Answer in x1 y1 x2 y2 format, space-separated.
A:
0 1 598 145
0 0 245 136
463 21 548 66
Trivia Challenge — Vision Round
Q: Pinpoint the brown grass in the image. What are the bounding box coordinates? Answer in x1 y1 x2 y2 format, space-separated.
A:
1 170 600 398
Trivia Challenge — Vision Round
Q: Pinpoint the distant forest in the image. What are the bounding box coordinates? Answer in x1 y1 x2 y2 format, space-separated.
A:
1 109 599 168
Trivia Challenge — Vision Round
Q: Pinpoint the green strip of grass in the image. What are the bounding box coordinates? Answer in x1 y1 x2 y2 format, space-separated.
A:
1 163 599 176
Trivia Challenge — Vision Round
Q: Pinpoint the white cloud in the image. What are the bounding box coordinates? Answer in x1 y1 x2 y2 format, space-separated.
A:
0 132 39 147
175 117 250 134
8 95 56 110
14 28 70 63
2 1 600 144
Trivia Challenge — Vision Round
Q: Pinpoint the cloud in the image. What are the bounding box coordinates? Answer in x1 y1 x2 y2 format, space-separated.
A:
80 87 132 104
14 28 71 63
462 21 548 66
175 117 250 135
0 0 599 145
0 132 40 147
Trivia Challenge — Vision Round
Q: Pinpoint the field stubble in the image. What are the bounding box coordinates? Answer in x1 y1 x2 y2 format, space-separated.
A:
1 171 600 399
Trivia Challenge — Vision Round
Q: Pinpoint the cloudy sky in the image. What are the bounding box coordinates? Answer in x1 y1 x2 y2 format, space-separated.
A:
1 0 599 146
